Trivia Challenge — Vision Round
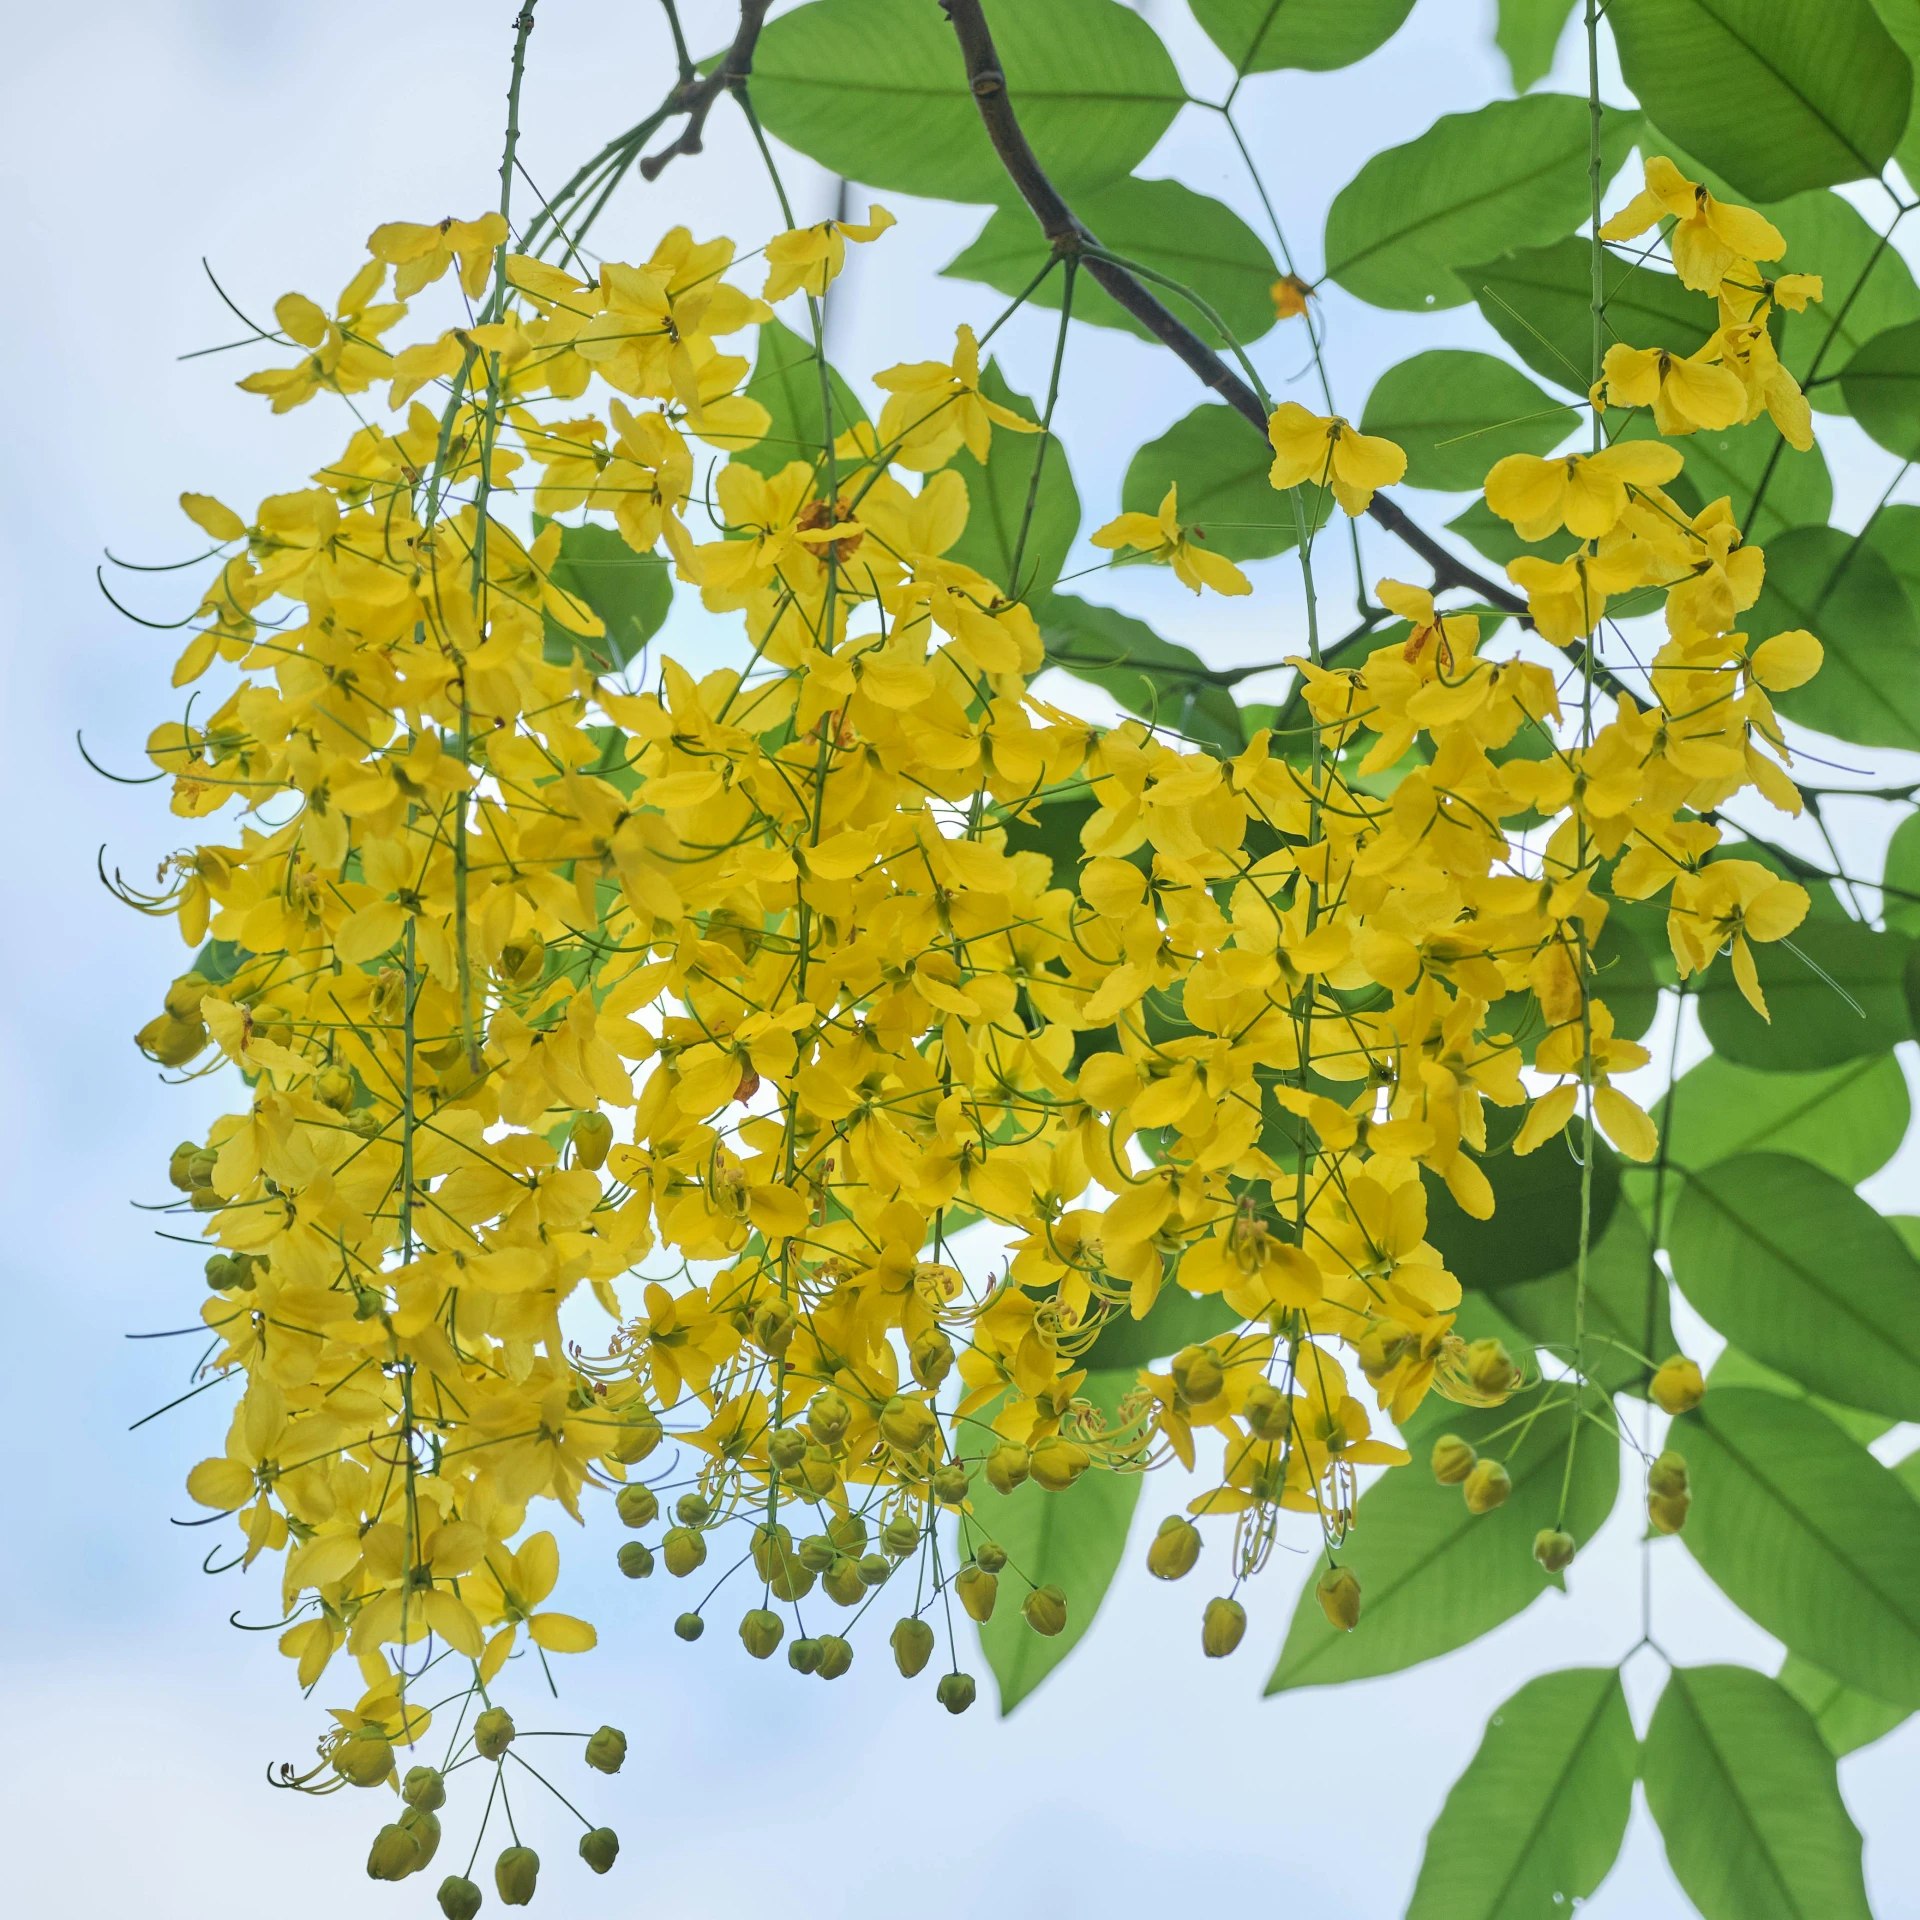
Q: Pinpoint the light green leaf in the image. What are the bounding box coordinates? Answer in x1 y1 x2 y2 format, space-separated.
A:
1670 1154 1920 1420
1676 1387 1920 1706
1266 1387 1618 1692
748 0 1185 205
731 318 866 479
1777 1654 1912 1756
1189 0 1416 73
1421 1122 1620 1291
1032 593 1246 755
537 521 671 672
1864 500 1920 627
943 177 1279 346
1466 237 1716 394
1446 496 1577 570
977 1370 1142 1713
945 360 1079 598
1610 0 1908 199
1841 316 1920 458
1884 808 1920 935
1358 350 1576 490
1495 0 1577 91
1706 1347 1897 1448
1694 914 1914 1070
1407 1667 1636 1920
1774 191 1920 411
1121 402 1312 562
1324 96 1640 312
1618 410 1832 544
1642 1664 1872 1920
1869 0 1920 188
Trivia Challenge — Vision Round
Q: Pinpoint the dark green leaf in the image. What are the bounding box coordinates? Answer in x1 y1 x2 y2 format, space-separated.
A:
1777 1654 1912 1756
1446 496 1577 570
1884 808 1920 936
1121 402 1311 562
1466 238 1716 394
1422 1121 1620 1291
1671 1154 1920 1420
1676 1388 1920 1706
1869 0 1920 188
538 521 671 672
733 317 866 479
1841 316 1920 457
749 0 1185 205
945 177 1278 346
1359 350 1576 490
999 791 1096 892
977 1369 1143 1712
1617 409 1832 543
1190 0 1416 73
1032 592 1247 755
1643 1664 1872 1920
1863 501 1920 626
1325 97 1640 312
1081 1282 1239 1372
1492 1201 1670 1396
1266 1387 1618 1691
1773 190 1920 411
1407 1667 1636 1920
1495 0 1577 91
945 360 1079 598
1694 914 1914 1069
1486 916 1656 1060
1707 1347 1896 1447
1611 0 1908 198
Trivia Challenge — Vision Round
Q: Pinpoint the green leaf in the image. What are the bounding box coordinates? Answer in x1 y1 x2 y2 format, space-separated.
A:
1707 1347 1896 1447
1841 316 1920 459
1421 1122 1621 1291
1884 808 1920 936
733 318 866 479
1610 0 1908 199
1325 96 1640 312
1864 501 1920 626
1694 914 1914 1070
748 0 1185 205
999 790 1095 892
1358 350 1576 490
1617 410 1832 543
976 1369 1142 1712
1642 1664 1872 1920
1670 1154 1920 1420
1777 1654 1913 1756
1266 1387 1618 1692
537 521 671 672
1406 1667 1636 1920
1676 1387 1920 1707
1032 592 1246 755
1466 238 1717 394
1446 496 1577 570
1774 191 1920 412
944 360 1079 598
944 176 1280 347
1869 0 1920 188
1492 1201 1671 1396
1190 0 1416 73
1121 402 1311 562
1495 0 1577 91
1080 1281 1239 1372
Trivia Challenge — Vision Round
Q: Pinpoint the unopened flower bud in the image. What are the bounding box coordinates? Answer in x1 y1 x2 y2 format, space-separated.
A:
822 1555 866 1606
937 1671 977 1714
739 1607 784 1659
798 1532 836 1573
857 1552 891 1588
768 1426 808 1472
911 1328 955 1388
168 1140 201 1190
881 1514 922 1558
1533 1527 1577 1573
617 1540 654 1579
807 1388 852 1445
788 1635 823 1674
1649 1449 1689 1498
815 1633 853 1678
437 1876 482 1920
675 1492 711 1526
607 1406 662 1465
367 1822 422 1882
957 1565 999 1623
1029 1436 1090 1491
1148 1514 1202 1581
403 1765 446 1811
931 1463 970 1505
332 1726 393 1788
1430 1433 1477 1485
984 1441 1031 1494
584 1726 626 1775
570 1110 613 1171
1202 1596 1247 1658
473 1706 515 1760
579 1827 619 1875
879 1393 938 1453
137 1011 210 1067
204 1253 249 1293
1466 1338 1520 1400
673 1611 705 1641
494 1844 539 1907
314 1063 355 1111
891 1615 935 1677
1173 1343 1227 1408
1649 1490 1691 1534
1650 1356 1705 1416
1023 1583 1069 1637
973 1539 1008 1574
616 1483 659 1529
1243 1376 1290 1441
497 932 545 986
187 1148 218 1190
1462 1458 1512 1514
400 1807 440 1872
1316 1564 1363 1631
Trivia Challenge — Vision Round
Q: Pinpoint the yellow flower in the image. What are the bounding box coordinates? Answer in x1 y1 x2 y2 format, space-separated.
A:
1267 402 1404 515
874 324 1039 471
1271 273 1314 319
1598 342 1747 435
1599 155 1785 294
1483 441 1684 541
367 211 509 299
1091 484 1252 595
762 203 895 302
1668 858 1810 1017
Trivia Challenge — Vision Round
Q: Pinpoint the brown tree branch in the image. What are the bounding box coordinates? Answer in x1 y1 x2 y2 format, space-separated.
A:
639 0 774 180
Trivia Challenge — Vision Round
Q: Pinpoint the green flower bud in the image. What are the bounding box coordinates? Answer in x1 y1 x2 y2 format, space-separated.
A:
815 1633 853 1679
956 1565 999 1623
663 1527 707 1578
984 1441 1031 1495
788 1635 823 1674
856 1552 891 1588
579 1827 620 1876
1533 1528 1577 1573
494 1844 540 1907
891 1615 935 1677
314 1063 355 1112
880 1514 922 1558
187 1148 218 1190
965 1541 1002 1577
1243 1376 1289 1441
910 1329 955 1388
822 1555 867 1607
768 1427 808 1472
584 1726 627 1775
1430 1433 1477 1485
1649 1449 1689 1498
739 1607 785 1659
437 1875 483 1920
1650 1356 1705 1416
473 1706 515 1760
1462 1458 1512 1515
753 1302 796 1357
1147 1515 1201 1581
936 1671 977 1715
1023 1583 1068 1637
403 1765 446 1811
617 1540 655 1579
797 1532 837 1573
616 1483 659 1529
1315 1565 1362 1632
807 1388 852 1446
1465 1338 1520 1400
607 1407 662 1465
1649 1490 1691 1535
675 1492 712 1526
1028 1435 1090 1491
168 1141 201 1191
332 1726 394 1788
879 1393 938 1453
138 1010 210 1067
204 1253 255 1293
570 1110 613 1171
497 931 546 987
1201 1596 1247 1658
400 1807 441 1872
1172 1343 1226 1408
673 1611 705 1641
367 1822 422 1882
931 1463 971 1505
164 972 210 1020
